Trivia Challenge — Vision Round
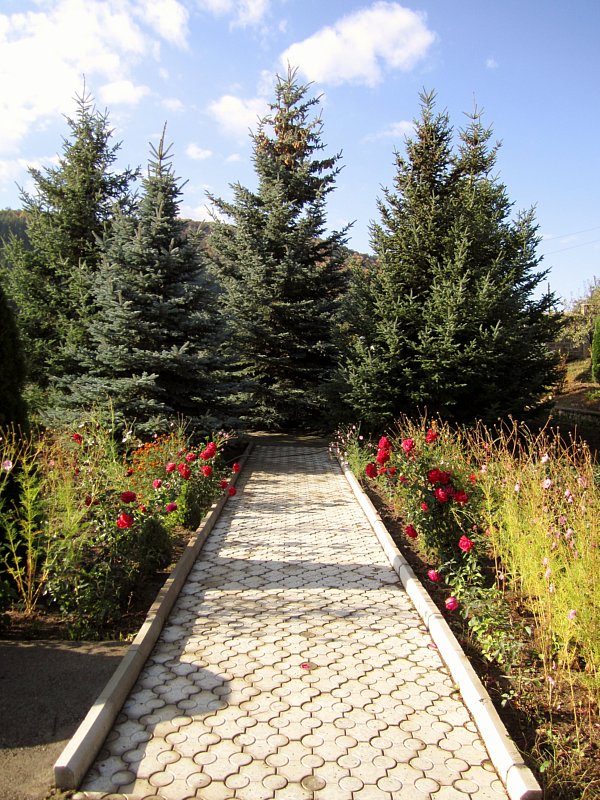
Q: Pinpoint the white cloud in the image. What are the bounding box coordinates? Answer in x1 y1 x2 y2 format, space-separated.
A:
180 200 223 221
225 152 242 162
162 97 185 112
137 0 189 46
367 119 415 140
195 0 270 27
486 57 498 69
281 1 436 87
186 143 213 160
99 80 151 105
208 94 269 139
0 0 188 155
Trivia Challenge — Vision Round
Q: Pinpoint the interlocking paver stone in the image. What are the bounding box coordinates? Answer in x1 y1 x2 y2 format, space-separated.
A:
76 444 510 799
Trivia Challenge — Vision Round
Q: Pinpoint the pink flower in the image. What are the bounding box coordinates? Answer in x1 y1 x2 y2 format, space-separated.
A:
445 596 459 611
177 463 192 480
72 432 83 444
116 512 134 529
427 569 441 582
405 524 418 539
434 487 451 504
202 465 213 477
568 609 577 620
365 463 378 479
153 479 162 489
120 490 137 503
185 452 197 462
401 438 415 454
541 453 550 464
425 428 438 444
458 535 474 553
228 486 237 497
166 462 176 473
166 502 178 513
542 478 553 490
232 463 241 473
2 459 13 472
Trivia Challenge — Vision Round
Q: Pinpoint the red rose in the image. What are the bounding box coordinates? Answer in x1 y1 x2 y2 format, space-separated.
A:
232 463 241 473
185 452 197 462
438 470 452 484
166 462 176 473
458 535 474 552
177 463 192 480
468 473 477 484
228 486 237 497
72 432 83 444
427 569 441 582
454 490 469 505
388 466 397 476
376 448 390 465
425 429 438 444
421 502 429 512
378 436 391 450
126 467 134 476
405 524 418 539
365 463 378 479
120 490 137 503
427 468 442 484
201 442 217 460
202 465 213 477
445 596 459 611
116 512 134 529
401 438 415 454
219 479 229 489
166 502 178 513
153 479 162 489
434 487 451 503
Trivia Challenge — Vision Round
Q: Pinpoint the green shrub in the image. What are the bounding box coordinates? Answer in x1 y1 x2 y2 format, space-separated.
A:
591 315 600 383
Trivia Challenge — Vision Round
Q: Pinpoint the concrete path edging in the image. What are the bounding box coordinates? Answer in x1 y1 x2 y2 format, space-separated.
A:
53 443 254 791
335 452 542 800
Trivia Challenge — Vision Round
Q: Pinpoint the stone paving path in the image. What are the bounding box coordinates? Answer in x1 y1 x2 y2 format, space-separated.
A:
75 444 509 799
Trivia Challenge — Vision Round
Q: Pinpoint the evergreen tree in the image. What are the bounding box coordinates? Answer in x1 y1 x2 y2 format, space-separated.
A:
0 282 27 429
341 91 563 429
208 67 349 430
61 129 220 435
2 88 137 407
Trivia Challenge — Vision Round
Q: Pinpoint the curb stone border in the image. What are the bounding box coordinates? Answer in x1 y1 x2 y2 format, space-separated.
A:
53 443 255 791
335 450 543 800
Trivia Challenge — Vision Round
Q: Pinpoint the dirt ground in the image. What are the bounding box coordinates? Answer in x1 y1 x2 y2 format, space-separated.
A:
0 640 128 800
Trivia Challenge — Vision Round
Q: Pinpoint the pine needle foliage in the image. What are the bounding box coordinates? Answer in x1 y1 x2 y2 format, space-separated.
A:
61 128 221 435
341 90 563 430
208 67 350 430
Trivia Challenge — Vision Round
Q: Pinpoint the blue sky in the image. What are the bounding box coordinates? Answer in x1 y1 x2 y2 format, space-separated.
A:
1 0 598 305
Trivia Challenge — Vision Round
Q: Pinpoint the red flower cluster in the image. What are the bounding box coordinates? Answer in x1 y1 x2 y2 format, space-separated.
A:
177 463 192 480
376 436 392 466
427 467 468 507
201 441 217 460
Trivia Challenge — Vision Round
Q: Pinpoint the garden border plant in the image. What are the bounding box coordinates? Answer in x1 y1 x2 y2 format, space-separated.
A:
0 409 243 639
333 416 599 799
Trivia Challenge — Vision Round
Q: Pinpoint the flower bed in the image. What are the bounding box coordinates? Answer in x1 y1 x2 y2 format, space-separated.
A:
0 414 243 639
334 417 599 799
